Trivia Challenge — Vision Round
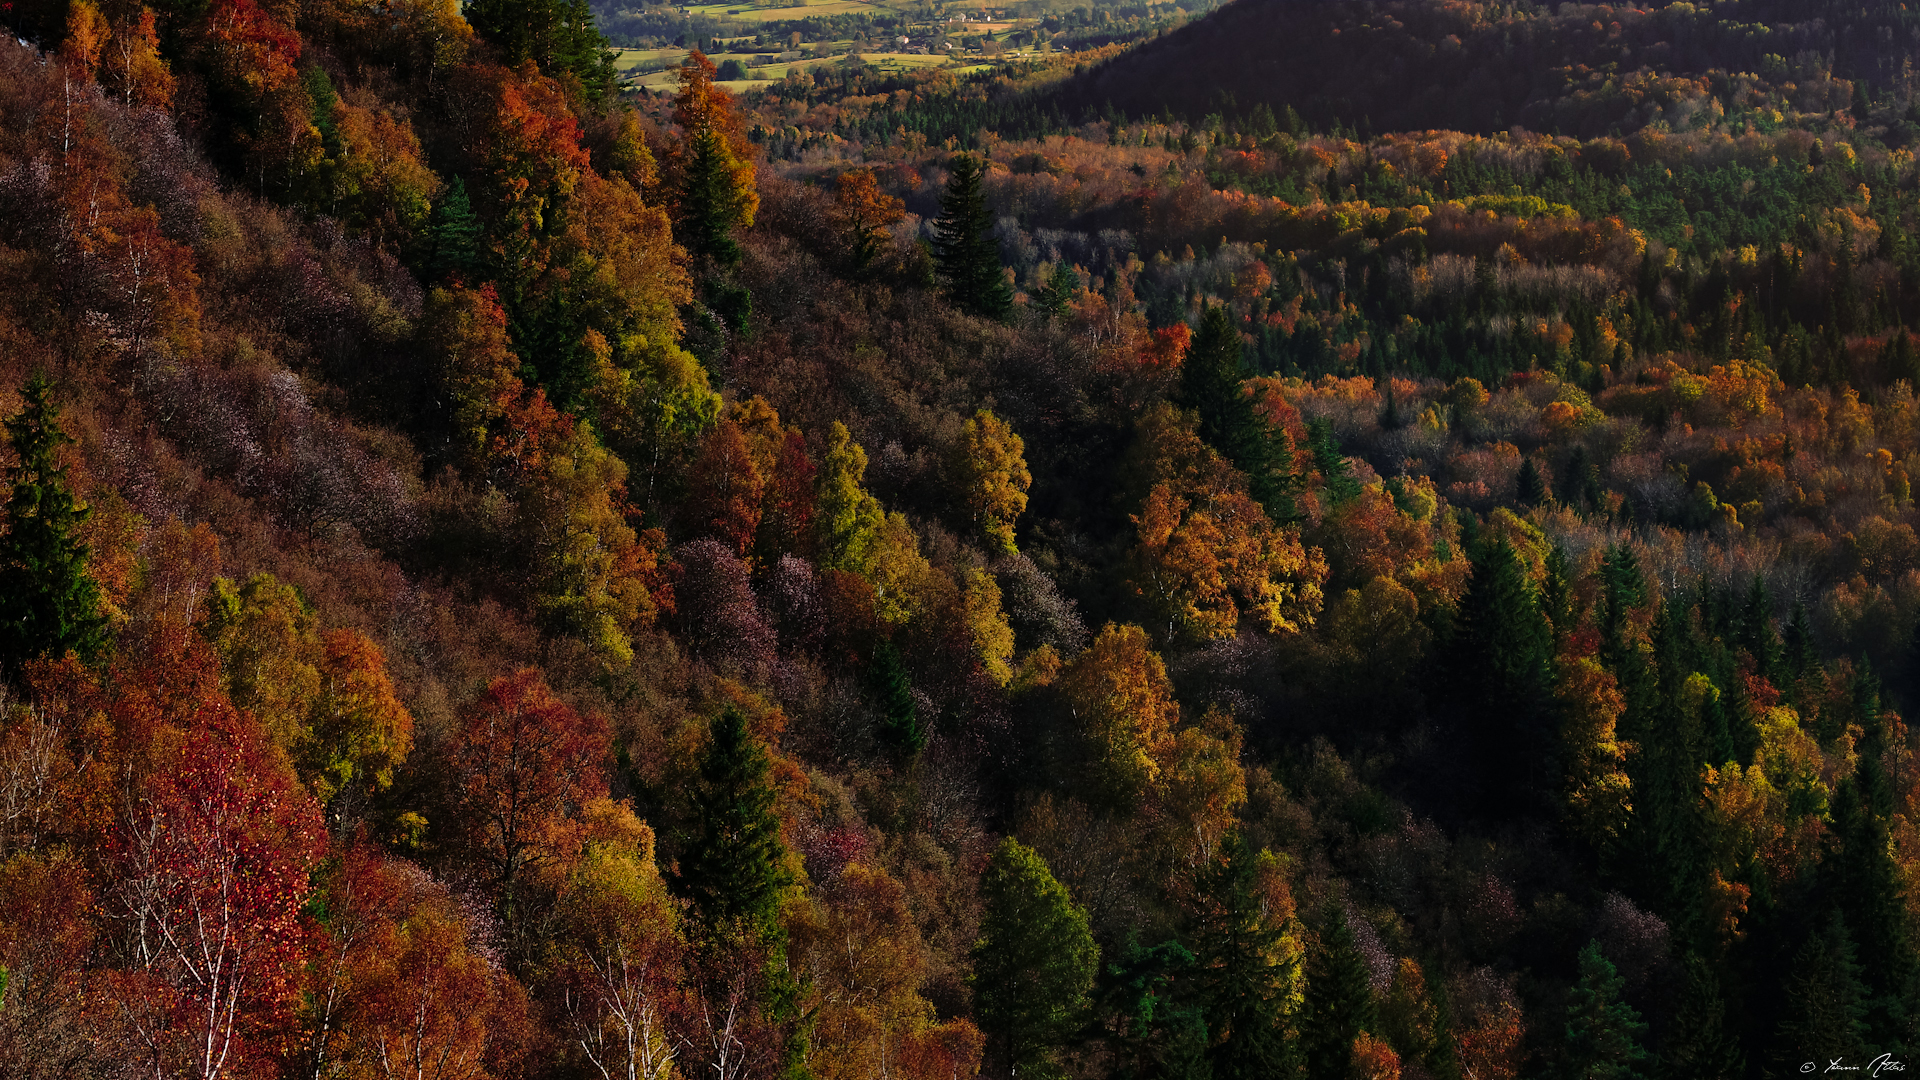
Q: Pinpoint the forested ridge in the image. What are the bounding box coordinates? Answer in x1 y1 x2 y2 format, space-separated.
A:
0 0 1919 1077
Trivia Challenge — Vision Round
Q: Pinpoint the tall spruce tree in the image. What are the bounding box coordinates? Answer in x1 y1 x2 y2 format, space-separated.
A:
0 375 107 673
932 154 1013 320
1564 941 1648 1080
1656 953 1742 1080
1179 304 1300 523
1828 766 1918 1054
1035 261 1078 319
1101 939 1211 1080
1301 902 1376 1080
869 639 923 754
1188 832 1295 1080
676 706 792 935
683 126 749 266
465 0 615 102
1771 913 1871 1072
426 177 482 282
1516 457 1548 506
972 838 1099 1079
1446 539 1554 810
1306 417 1360 506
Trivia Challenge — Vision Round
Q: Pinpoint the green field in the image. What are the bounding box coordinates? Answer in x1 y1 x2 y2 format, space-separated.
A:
624 48 962 89
683 0 893 21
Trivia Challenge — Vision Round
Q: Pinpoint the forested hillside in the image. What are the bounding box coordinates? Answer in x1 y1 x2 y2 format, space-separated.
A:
1 0 1919 1077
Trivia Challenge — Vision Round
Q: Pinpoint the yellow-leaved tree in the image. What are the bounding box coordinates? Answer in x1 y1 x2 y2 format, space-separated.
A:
1125 404 1325 644
951 409 1032 554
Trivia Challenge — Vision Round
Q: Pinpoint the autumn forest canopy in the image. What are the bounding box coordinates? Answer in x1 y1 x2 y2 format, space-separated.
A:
7 0 1920 1076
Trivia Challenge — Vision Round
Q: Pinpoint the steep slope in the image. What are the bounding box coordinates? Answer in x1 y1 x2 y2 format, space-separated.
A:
1055 0 1917 136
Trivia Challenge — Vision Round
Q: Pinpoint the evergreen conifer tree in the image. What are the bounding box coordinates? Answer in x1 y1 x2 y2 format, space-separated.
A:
1771 913 1871 1072
1301 902 1376 1080
1516 457 1548 506
0 375 107 673
1188 832 1295 1080
1447 539 1554 808
676 706 792 935
1035 262 1078 319
1656 953 1742 1080
1738 575 1781 679
1784 602 1820 681
1180 304 1299 522
1101 939 1211 1080
869 639 923 754
972 838 1098 1079
683 126 749 265
1306 417 1360 506
1542 543 1575 645
426 177 482 282
1564 941 1648 1080
1828 770 1918 1053
932 154 1013 320
465 0 615 101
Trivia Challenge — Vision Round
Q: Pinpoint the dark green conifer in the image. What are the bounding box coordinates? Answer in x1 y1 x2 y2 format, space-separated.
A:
1738 575 1781 679
1564 940 1648 1080
1447 539 1554 806
0 375 108 674
1188 832 1294 1080
1180 304 1300 522
682 126 749 266
1542 543 1575 645
1035 262 1078 319
1306 417 1360 506
1771 913 1871 1072
465 0 615 102
1784 602 1820 681
1516 457 1548 506
869 639 923 753
426 177 483 282
1101 939 1210 1080
1828 769 1919 1053
1301 902 1376 1080
1656 953 1742 1080
676 706 793 935
972 838 1099 1080
932 153 1014 320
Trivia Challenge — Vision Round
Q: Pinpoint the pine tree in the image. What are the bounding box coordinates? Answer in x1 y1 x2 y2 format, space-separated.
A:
426 177 482 283
1188 832 1295 1080
1306 417 1360 506
0 375 107 673
1656 953 1742 1080
869 639 923 754
1447 539 1555 809
1180 304 1299 523
465 0 614 101
1564 941 1648 1080
682 126 749 265
1542 543 1575 645
972 838 1099 1079
1101 939 1211 1080
1771 913 1871 1072
1784 602 1820 682
1828 769 1918 1054
676 706 792 936
932 153 1013 320
1738 575 1781 679
1301 902 1376 1080
1035 261 1078 318
1516 457 1548 507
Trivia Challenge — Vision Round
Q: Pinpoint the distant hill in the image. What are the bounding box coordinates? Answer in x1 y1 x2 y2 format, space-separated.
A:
1052 0 1920 136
